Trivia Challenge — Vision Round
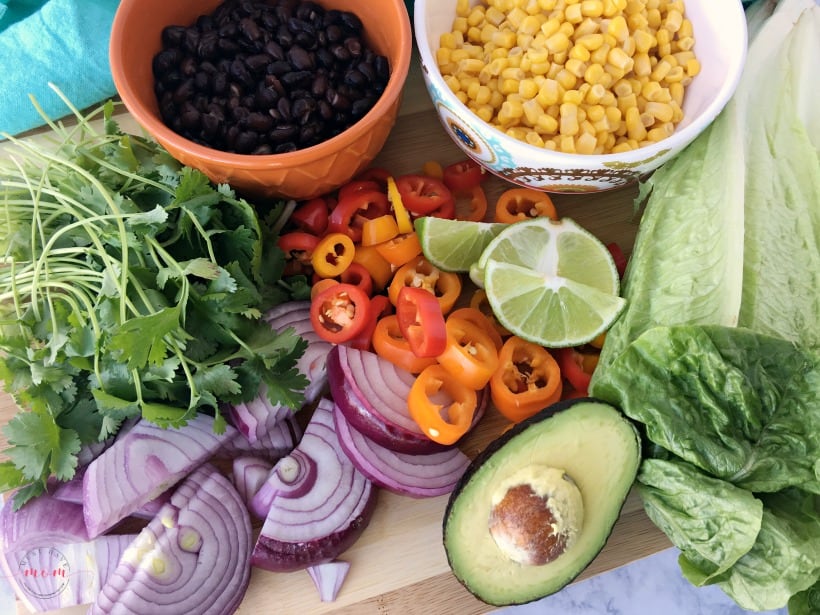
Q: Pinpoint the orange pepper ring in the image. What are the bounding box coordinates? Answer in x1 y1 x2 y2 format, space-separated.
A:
408 364 477 445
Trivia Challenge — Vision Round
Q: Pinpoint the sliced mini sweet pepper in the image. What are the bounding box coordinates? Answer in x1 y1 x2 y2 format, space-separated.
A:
408 364 478 445
387 255 462 314
371 314 437 373
360 214 399 247
312 232 356 278
289 197 329 236
436 314 500 390
447 307 503 351
442 159 485 193
396 286 447 358
278 231 320 276
386 175 414 234
554 346 598 396
495 187 558 223
491 336 563 423
309 282 372 345
374 231 422 267
351 244 393 291
328 190 390 242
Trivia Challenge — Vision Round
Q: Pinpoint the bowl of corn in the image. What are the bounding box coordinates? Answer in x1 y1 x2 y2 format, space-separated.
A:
413 0 747 192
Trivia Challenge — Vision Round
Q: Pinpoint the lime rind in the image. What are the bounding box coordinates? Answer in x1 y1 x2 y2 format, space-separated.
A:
415 217 506 272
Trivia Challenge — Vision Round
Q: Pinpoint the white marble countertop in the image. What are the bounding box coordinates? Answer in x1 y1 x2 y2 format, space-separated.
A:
497 546 788 615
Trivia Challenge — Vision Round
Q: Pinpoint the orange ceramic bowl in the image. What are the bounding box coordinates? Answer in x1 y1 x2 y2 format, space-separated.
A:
110 0 412 200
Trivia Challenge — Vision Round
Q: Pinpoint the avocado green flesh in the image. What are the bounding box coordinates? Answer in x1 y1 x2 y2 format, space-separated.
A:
444 400 641 606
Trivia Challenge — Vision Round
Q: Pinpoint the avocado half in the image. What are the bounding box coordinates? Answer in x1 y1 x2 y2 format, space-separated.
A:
443 398 641 606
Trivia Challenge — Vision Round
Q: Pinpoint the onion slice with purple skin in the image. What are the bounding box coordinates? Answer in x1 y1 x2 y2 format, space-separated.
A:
89 464 252 615
332 401 471 498
307 560 351 602
328 345 489 454
228 301 332 442
0 494 136 612
251 398 377 573
83 414 236 538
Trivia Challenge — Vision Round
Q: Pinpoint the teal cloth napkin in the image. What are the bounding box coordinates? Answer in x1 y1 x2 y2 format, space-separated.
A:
0 0 121 139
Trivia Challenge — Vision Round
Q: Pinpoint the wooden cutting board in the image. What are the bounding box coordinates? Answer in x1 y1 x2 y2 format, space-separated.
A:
1 55 672 615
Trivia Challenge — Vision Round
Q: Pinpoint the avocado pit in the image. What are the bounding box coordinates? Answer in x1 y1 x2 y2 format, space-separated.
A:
488 466 583 566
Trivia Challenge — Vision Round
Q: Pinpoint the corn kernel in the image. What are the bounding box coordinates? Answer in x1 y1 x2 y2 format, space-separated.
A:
633 52 652 77
474 104 495 122
608 15 629 42
559 103 580 135
537 79 562 106
576 33 605 51
576 131 598 154
565 3 583 23
559 135 577 153
519 78 540 98
467 6 486 27
625 106 647 140
586 83 607 104
563 89 585 105
533 112 557 134
645 101 674 123
525 130 545 146
522 98 543 125
669 81 684 107
647 122 675 141
570 44 592 62
664 9 684 32
456 0 470 17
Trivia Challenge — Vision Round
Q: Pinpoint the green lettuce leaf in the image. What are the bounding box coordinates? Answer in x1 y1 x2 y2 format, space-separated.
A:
717 489 820 611
593 325 820 493
637 457 763 586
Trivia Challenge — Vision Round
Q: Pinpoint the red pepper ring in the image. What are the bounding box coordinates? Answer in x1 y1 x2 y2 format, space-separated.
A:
328 190 390 243
289 197 329 236
407 364 478 445
554 346 594 396
442 158 485 192
309 282 372 344
278 231 320 276
396 286 447 358
395 174 454 216
453 184 488 222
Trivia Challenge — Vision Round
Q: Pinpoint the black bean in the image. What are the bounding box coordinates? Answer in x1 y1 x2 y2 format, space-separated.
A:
345 37 362 58
267 60 292 76
277 97 292 121
202 112 222 136
282 70 312 89
161 25 187 48
329 44 350 62
264 40 284 61
269 124 298 142
255 86 279 108
291 97 316 124
246 53 271 73
344 68 366 88
235 131 259 154
287 46 313 71
239 17 262 41
247 112 273 132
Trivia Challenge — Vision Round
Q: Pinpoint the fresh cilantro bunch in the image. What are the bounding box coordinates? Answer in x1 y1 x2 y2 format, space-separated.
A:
0 99 309 507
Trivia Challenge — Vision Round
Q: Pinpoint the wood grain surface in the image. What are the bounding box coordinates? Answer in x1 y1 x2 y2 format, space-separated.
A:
1 54 671 615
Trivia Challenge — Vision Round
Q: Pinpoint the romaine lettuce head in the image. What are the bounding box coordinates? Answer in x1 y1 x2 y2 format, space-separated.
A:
637 457 763 587
592 325 820 494
716 489 820 611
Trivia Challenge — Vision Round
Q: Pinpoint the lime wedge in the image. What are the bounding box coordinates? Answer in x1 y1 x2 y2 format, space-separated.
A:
415 216 506 273
481 217 625 347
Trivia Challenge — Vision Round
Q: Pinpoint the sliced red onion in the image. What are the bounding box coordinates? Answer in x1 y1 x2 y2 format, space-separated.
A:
0 494 135 612
328 345 491 454
89 463 252 615
50 466 172 521
332 401 471 498
228 301 332 442
306 560 351 602
83 414 236 538
216 415 302 461
231 456 274 509
251 398 377 573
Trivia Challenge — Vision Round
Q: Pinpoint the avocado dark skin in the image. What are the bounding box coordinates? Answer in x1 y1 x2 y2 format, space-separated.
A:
443 397 641 606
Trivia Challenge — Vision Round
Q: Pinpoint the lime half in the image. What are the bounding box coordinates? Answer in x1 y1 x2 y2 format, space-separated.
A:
481 217 625 347
415 216 506 273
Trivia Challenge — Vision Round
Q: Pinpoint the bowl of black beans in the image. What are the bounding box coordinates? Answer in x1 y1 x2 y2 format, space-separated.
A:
110 0 412 200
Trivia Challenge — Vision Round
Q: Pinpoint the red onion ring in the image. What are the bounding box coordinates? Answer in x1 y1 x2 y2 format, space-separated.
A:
332 400 471 497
